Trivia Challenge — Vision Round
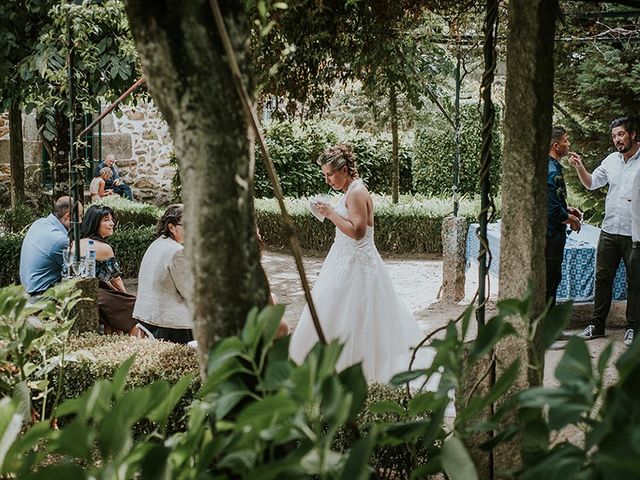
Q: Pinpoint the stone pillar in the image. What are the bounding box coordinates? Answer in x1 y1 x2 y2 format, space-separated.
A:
494 0 558 476
70 278 99 334
441 216 468 303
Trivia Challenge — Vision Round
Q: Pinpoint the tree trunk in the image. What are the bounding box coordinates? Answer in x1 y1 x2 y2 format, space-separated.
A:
124 0 270 378
390 84 399 204
9 101 25 206
495 0 558 475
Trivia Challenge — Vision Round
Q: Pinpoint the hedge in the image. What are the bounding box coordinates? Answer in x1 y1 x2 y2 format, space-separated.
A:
412 104 503 197
256 195 485 254
1 195 492 286
249 120 414 198
55 333 416 468
0 227 155 287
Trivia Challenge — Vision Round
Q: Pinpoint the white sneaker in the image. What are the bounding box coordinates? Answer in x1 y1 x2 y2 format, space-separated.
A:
624 328 634 346
578 324 605 340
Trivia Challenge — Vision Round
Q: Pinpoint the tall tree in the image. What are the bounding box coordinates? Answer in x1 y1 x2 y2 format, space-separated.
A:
124 0 270 376
8 0 139 196
253 0 453 202
0 0 53 205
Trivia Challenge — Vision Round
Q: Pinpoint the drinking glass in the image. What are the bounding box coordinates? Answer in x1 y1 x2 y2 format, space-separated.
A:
62 247 72 278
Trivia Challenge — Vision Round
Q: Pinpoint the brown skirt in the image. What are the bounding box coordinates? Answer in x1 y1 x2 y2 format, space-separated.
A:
97 282 138 332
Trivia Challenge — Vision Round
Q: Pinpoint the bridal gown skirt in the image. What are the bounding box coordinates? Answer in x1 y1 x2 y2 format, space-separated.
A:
289 227 433 383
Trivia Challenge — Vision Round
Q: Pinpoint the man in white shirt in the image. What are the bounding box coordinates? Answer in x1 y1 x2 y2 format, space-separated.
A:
569 117 640 344
629 167 640 346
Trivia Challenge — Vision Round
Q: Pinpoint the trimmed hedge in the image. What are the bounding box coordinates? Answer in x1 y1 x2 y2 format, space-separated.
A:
56 334 414 452
90 197 162 228
256 195 485 254
1 195 492 286
0 227 155 287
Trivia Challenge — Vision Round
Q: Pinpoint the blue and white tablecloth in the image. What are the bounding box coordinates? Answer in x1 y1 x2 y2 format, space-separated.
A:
466 222 627 302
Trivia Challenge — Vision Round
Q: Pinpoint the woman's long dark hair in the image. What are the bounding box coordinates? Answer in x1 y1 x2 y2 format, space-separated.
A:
155 204 183 240
80 205 116 242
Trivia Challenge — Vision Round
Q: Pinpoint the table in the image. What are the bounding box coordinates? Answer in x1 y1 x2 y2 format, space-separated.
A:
466 222 627 302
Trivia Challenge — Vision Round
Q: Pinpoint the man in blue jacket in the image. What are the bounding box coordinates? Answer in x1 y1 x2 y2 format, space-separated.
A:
19 196 83 298
546 126 582 307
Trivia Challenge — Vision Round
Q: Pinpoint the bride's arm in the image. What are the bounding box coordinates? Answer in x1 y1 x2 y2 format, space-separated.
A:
320 188 369 240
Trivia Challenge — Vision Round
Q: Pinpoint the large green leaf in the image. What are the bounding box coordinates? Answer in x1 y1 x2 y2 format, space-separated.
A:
0 398 23 471
541 303 573 349
441 435 478 480
339 434 376 480
470 316 515 361
338 363 368 422
147 374 194 429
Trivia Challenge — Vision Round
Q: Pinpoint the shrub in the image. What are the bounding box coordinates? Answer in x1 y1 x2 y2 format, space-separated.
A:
0 233 22 286
0 204 40 233
93 196 162 228
256 195 486 254
412 104 503 197
0 227 154 287
108 226 156 277
253 119 414 198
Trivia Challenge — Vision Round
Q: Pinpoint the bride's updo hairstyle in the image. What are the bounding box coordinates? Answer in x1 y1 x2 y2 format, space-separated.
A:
317 144 359 178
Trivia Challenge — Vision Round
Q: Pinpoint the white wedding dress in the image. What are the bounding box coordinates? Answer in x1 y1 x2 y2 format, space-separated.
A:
289 179 433 383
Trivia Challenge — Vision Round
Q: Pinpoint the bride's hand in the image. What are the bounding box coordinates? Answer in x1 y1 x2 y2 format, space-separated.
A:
315 201 334 219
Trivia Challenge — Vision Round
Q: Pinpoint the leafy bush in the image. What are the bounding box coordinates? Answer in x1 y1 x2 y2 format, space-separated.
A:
252 119 414 198
0 204 40 233
93 196 162 228
0 234 21 286
413 104 503 197
256 195 487 254
107 226 155 277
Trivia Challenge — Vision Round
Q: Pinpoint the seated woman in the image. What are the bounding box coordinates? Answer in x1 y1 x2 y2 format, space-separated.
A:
79 205 144 337
89 167 118 203
133 204 194 344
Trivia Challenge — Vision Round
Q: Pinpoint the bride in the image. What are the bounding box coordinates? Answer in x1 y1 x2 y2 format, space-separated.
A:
289 144 429 383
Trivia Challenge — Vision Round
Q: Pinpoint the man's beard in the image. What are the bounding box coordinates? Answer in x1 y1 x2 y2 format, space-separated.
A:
616 141 631 153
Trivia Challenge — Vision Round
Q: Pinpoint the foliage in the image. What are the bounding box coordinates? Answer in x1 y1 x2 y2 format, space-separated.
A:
1 278 637 477
0 204 42 234
254 120 414 198
256 194 488 253
92 195 162 229
553 3 640 223
18 0 139 140
0 233 22 287
107 226 155 277
413 103 503 197
0 281 83 426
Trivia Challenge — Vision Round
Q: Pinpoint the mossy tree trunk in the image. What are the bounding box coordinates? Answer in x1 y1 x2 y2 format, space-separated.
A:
495 0 558 475
9 101 25 206
124 0 270 378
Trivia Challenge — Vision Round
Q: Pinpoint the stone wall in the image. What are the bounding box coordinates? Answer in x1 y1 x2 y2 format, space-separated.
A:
0 101 176 207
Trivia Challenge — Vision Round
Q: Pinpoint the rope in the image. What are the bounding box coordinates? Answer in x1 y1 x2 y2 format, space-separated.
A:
209 0 326 344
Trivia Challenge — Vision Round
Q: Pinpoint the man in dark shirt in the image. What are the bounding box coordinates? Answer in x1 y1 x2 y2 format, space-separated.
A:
546 126 582 306
94 154 133 200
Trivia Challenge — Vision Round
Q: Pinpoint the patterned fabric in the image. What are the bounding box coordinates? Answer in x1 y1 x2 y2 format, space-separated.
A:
466 222 627 302
96 257 122 283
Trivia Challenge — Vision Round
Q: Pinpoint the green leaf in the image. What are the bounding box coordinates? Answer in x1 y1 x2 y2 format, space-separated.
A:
408 392 439 416
112 355 136 400
0 398 24 471
369 401 406 416
542 303 573 348
147 374 194 429
470 317 515 361
555 337 593 385
389 369 428 386
339 434 375 480
338 363 368 421
462 359 520 422
441 435 479 480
